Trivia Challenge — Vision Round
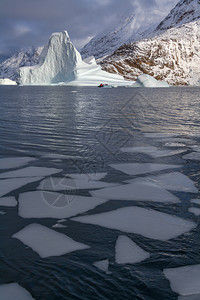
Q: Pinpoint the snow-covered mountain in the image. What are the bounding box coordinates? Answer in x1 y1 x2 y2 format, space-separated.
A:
81 14 159 60
0 47 43 81
100 0 200 86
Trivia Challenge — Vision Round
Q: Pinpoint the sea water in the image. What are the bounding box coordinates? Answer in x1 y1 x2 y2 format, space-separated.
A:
0 86 200 300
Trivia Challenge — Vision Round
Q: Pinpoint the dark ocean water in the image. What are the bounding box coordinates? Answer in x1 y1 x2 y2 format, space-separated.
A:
0 86 200 300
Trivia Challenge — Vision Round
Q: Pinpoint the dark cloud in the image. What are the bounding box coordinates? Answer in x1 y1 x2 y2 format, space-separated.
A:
0 0 178 60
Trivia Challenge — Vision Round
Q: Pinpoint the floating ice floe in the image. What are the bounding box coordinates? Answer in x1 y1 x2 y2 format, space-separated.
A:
190 199 200 205
93 259 110 274
131 74 169 88
0 166 62 178
115 235 150 264
18 191 108 219
157 138 195 145
144 133 176 138
42 153 82 160
91 180 179 203
189 207 200 216
121 146 186 158
38 177 116 191
164 142 186 148
13 223 89 258
0 197 17 207
0 78 17 85
0 283 34 300
0 211 6 215
19 31 132 86
0 177 43 197
183 152 200 161
163 264 200 296
191 145 200 152
72 206 195 241
67 173 107 181
126 172 198 193
52 223 67 229
109 163 181 176
0 157 36 170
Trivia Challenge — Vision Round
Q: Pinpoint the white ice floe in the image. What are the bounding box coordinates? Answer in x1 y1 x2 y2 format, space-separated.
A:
57 218 67 223
109 163 181 176
52 223 67 229
91 180 179 203
42 153 82 160
164 264 200 296
93 259 110 274
121 146 186 158
72 206 195 241
115 235 150 264
183 152 200 161
0 166 62 178
126 172 198 193
144 133 176 138
157 138 195 145
0 177 43 197
189 207 200 216
0 157 36 170
0 78 17 85
164 142 186 148
191 199 200 205
13 223 89 258
38 177 116 191
0 211 6 215
18 191 108 219
191 145 200 152
0 283 34 300
67 173 107 181
131 74 169 88
0 197 17 207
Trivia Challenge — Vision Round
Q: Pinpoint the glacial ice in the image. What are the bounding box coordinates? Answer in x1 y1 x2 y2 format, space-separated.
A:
164 264 200 296
121 146 186 158
109 163 181 176
72 207 195 241
183 152 200 161
13 223 89 258
38 177 116 191
0 166 62 178
0 157 36 170
18 191 108 219
0 283 34 300
131 74 169 88
0 177 43 197
0 78 17 85
189 207 200 216
19 31 132 86
67 172 107 181
91 181 179 203
93 259 110 274
0 197 17 207
115 235 150 264
126 172 198 193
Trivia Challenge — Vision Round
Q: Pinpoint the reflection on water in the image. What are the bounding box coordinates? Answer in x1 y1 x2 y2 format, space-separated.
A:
0 86 200 300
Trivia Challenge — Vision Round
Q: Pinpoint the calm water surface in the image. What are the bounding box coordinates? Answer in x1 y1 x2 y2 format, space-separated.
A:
0 86 200 300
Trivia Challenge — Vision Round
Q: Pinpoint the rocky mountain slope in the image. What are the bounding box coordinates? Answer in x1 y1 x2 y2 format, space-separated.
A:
101 0 200 85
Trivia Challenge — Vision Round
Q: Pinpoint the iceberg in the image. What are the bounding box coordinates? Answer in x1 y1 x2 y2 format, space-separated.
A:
19 31 132 86
131 74 169 88
0 78 17 85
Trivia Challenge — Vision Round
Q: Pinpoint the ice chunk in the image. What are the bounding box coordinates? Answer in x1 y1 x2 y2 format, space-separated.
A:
131 74 169 88
0 211 6 215
163 264 200 296
109 163 181 176
0 197 17 207
18 191 108 219
121 146 186 158
0 166 62 178
191 145 200 152
0 283 34 300
93 259 110 274
0 177 43 197
72 207 195 241
158 138 195 145
0 78 17 85
126 172 198 193
183 152 200 161
191 199 200 205
189 207 200 216
52 223 67 228
115 235 150 264
144 133 176 138
57 218 67 223
0 157 36 170
13 223 89 258
38 177 116 191
164 142 186 147
91 181 179 203
67 173 107 181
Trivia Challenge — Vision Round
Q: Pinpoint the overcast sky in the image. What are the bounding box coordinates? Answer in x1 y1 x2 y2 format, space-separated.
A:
0 0 178 62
